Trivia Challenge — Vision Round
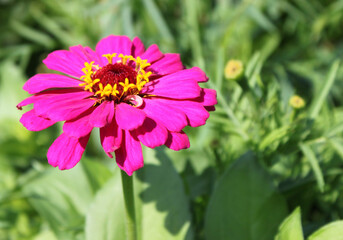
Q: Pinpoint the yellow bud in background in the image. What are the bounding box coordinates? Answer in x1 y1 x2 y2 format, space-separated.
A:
289 95 305 109
224 60 244 81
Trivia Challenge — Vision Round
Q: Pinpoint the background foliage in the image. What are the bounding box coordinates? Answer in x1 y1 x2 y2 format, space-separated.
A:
1 0 343 239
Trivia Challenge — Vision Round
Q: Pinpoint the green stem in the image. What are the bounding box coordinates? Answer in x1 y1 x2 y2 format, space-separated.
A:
121 171 137 240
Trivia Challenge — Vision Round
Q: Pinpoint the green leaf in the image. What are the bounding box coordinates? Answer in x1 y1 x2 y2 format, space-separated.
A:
10 20 55 48
328 138 343 160
308 221 343 240
299 143 325 192
204 151 288 240
85 170 126 240
85 147 193 240
309 60 340 119
136 147 193 240
259 125 290 151
23 160 111 239
142 0 174 44
275 207 304 240
247 6 276 32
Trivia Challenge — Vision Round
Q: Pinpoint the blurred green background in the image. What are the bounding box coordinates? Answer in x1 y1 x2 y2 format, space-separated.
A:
1 0 343 239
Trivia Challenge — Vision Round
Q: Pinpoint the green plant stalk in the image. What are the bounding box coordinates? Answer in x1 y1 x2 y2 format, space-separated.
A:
121 171 137 240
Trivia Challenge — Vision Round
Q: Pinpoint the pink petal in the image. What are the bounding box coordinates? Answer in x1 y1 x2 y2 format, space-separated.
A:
165 131 190 151
114 130 144 176
135 118 168 148
139 44 164 63
132 37 145 57
43 45 100 78
100 116 123 157
95 35 132 65
23 74 82 94
17 89 91 110
17 96 38 110
140 98 187 132
47 133 90 170
45 99 95 122
89 101 115 128
63 109 94 137
198 88 217 106
69 45 103 66
115 103 146 130
141 68 202 99
148 53 184 76
20 109 55 131
34 90 95 121
193 67 208 82
150 98 210 127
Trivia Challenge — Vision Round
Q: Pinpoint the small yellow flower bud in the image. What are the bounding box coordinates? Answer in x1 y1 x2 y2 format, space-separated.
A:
289 95 305 109
224 60 244 81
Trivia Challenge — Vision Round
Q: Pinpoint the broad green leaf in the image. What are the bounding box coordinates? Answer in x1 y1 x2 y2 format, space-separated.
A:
136 147 193 240
85 147 193 240
85 170 126 240
204 151 288 240
308 221 343 240
275 207 304 240
23 160 111 239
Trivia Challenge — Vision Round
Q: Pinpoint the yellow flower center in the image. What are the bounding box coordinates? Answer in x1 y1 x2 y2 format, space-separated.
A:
79 53 152 103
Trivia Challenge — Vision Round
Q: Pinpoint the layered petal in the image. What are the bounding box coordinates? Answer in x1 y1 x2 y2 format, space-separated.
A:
115 103 146 130
115 130 144 176
100 117 123 157
141 68 202 99
20 109 55 131
197 88 217 106
95 35 132 65
89 101 115 128
43 45 100 77
165 131 190 151
132 37 145 57
23 74 82 94
18 89 90 110
193 67 209 82
17 96 40 109
135 118 168 148
147 53 184 76
150 98 210 127
69 45 103 65
63 108 94 137
139 44 164 63
47 133 90 170
33 90 95 121
140 98 187 132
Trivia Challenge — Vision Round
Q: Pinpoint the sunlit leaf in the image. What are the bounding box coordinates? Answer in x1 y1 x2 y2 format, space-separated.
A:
275 207 304 240
205 152 288 240
308 221 343 240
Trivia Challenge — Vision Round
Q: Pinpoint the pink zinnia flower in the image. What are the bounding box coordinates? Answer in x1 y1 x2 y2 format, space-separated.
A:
17 35 217 175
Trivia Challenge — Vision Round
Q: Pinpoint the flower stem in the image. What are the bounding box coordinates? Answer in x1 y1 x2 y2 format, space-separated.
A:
121 171 137 240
